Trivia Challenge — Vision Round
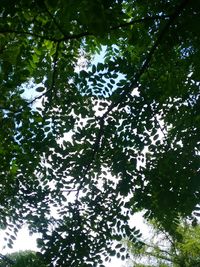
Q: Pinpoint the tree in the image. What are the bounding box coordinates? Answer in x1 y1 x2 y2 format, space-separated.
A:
0 250 47 267
0 0 200 266
124 221 200 267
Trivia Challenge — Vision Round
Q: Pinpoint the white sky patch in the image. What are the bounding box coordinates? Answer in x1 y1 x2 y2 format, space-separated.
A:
21 78 46 110
0 226 40 254
74 53 88 72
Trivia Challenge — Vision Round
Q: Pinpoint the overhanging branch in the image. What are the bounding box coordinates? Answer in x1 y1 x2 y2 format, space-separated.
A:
0 14 170 42
42 1 67 37
103 0 190 118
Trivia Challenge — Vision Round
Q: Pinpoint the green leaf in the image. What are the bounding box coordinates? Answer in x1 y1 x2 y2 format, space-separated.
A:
36 86 45 92
92 64 96 73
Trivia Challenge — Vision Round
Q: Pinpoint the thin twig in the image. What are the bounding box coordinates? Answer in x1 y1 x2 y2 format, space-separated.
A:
103 0 190 119
75 117 105 200
48 41 61 102
42 2 66 37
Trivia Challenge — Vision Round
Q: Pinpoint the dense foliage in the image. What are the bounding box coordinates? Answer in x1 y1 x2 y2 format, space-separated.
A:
1 0 200 266
125 221 200 267
0 250 47 267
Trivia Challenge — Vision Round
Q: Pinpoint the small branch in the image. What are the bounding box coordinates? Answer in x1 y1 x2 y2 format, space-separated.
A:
145 250 172 263
26 91 48 107
42 2 66 37
142 241 173 258
92 117 105 154
75 117 105 200
103 0 190 118
48 41 61 102
59 15 170 42
136 0 189 82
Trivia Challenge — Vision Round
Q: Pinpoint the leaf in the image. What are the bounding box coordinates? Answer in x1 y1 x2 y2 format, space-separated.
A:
115 243 122 249
36 86 45 92
92 64 96 73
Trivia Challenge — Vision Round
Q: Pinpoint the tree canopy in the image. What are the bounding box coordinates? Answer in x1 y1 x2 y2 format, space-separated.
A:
0 250 47 267
125 220 200 267
0 0 200 266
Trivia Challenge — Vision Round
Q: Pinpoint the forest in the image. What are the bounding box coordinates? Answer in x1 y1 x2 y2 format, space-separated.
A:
0 0 200 266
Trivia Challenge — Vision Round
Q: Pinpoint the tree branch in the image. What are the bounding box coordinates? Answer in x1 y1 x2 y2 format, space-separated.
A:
75 117 105 200
48 41 61 102
0 14 170 43
42 1 67 37
145 250 172 263
142 241 174 258
103 0 190 118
